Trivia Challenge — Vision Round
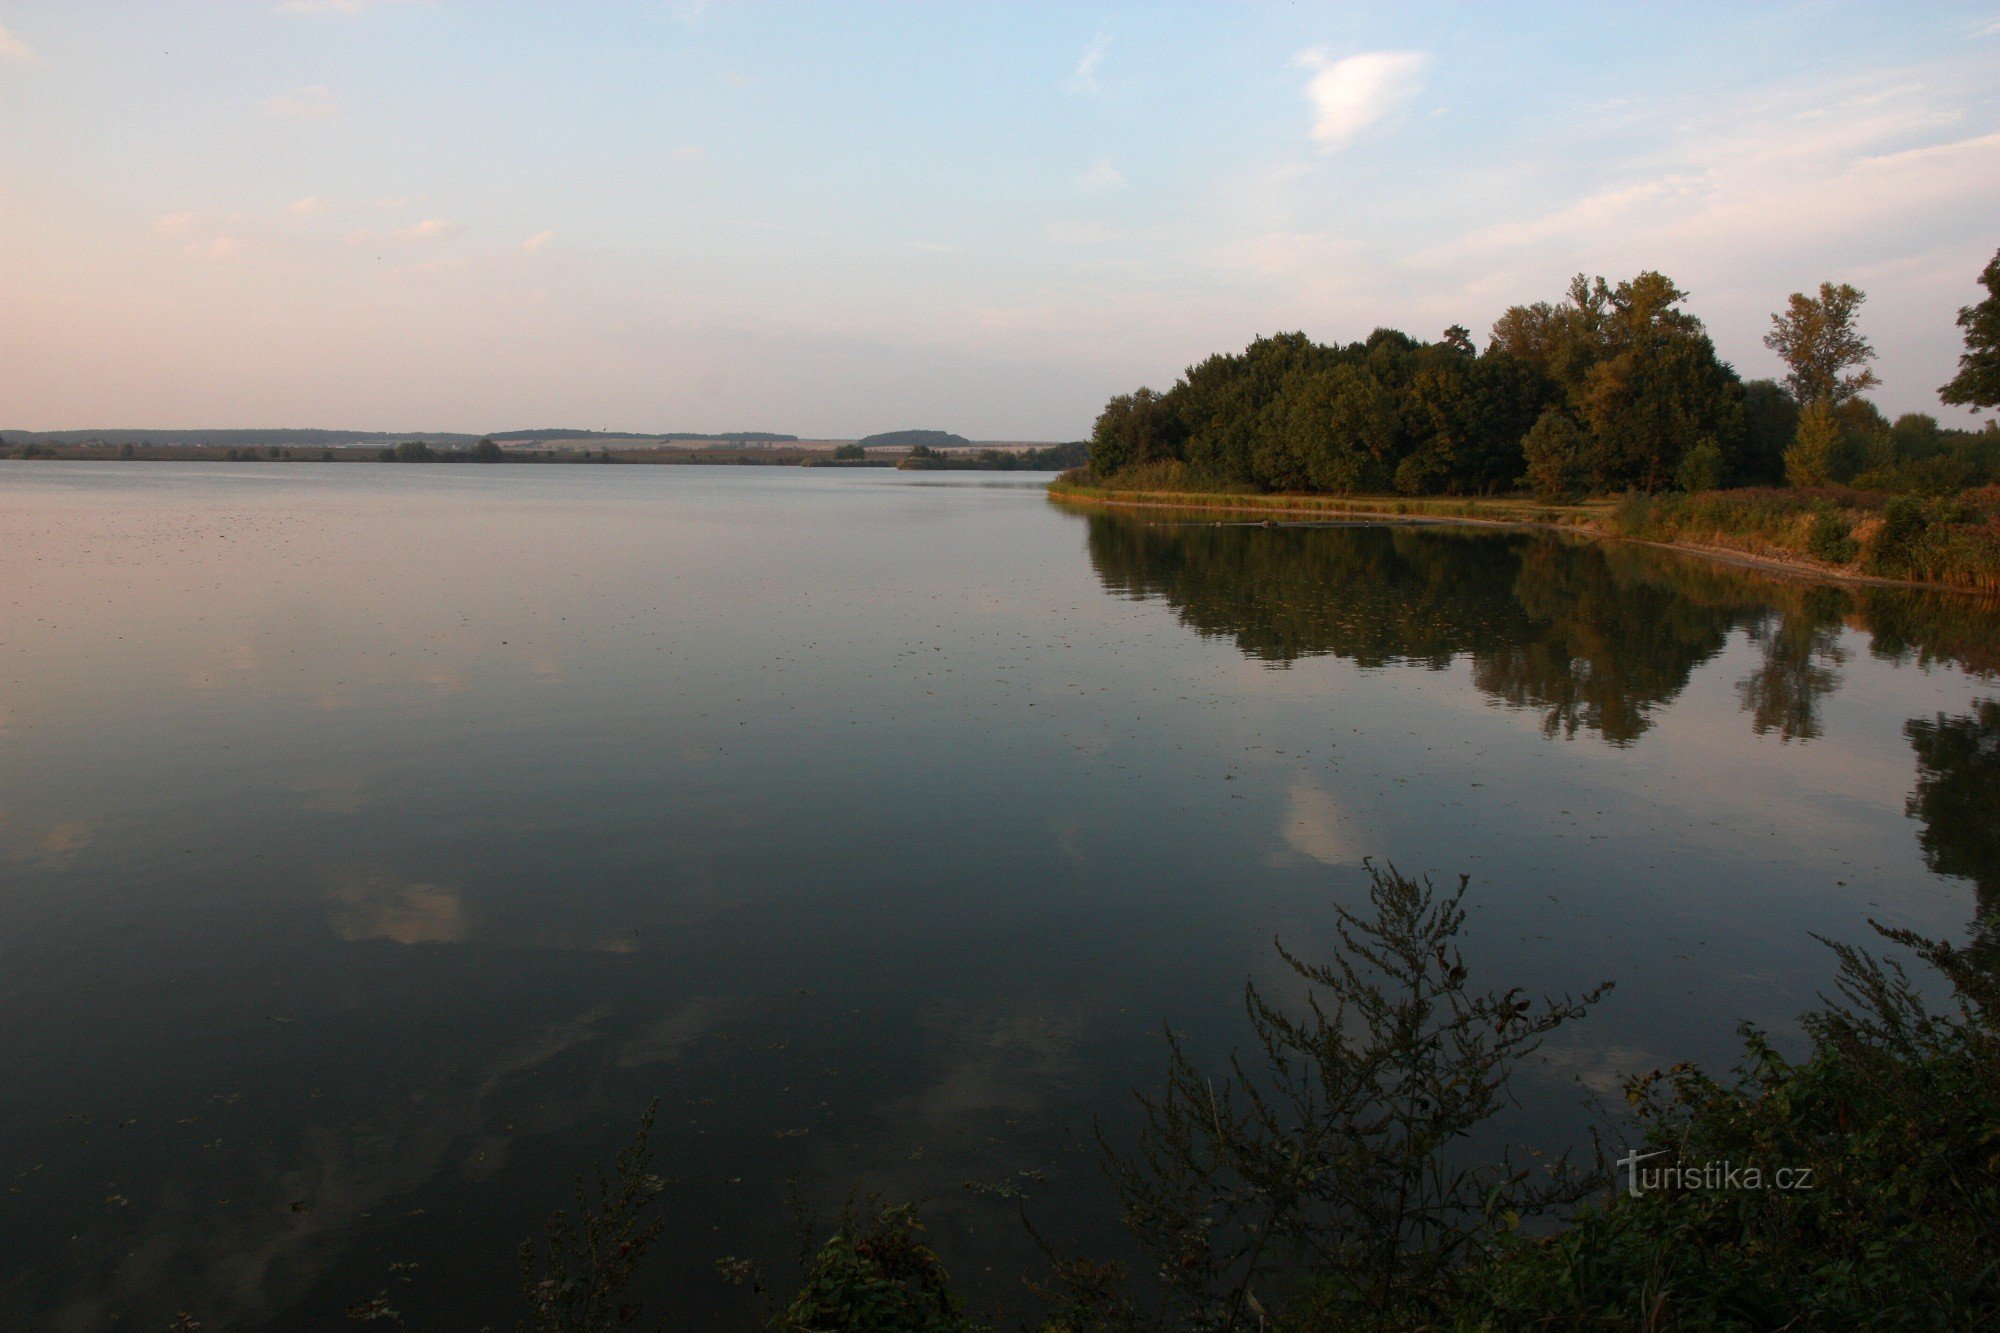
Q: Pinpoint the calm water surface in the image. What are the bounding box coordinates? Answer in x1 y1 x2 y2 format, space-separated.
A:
1 463 1994 1327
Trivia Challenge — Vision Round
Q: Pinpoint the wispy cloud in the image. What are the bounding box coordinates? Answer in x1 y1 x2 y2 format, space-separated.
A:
1294 48 1429 149
1069 30 1109 95
1076 159 1126 191
673 145 706 161
396 217 458 239
289 195 329 216
1410 77 2000 276
522 230 556 252
264 84 339 118
0 22 34 62
187 236 242 260
152 211 198 234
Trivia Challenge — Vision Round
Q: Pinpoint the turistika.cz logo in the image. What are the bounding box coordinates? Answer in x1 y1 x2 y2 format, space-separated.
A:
1618 1148 1816 1198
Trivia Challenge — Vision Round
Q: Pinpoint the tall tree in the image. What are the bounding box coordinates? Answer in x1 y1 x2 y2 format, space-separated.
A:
1939 248 2000 413
1764 282 1879 407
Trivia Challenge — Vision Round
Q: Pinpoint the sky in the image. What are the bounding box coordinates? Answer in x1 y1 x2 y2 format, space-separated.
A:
1 2 1996 439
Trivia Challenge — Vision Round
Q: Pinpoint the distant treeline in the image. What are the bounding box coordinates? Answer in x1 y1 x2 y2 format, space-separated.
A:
896 441 1087 470
2 434 1090 472
1 426 798 448
1086 262 2000 500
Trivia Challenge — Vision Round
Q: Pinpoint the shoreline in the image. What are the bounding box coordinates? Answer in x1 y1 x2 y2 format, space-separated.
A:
1047 480 1993 597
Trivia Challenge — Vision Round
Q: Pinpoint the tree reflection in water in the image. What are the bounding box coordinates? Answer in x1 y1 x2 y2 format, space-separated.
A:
1905 700 2000 958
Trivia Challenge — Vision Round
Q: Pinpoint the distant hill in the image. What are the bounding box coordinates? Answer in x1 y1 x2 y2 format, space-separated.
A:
856 429 971 450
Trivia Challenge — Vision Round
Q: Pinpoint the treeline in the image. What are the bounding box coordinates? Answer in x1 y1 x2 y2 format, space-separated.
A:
1087 258 2000 500
896 441 1088 470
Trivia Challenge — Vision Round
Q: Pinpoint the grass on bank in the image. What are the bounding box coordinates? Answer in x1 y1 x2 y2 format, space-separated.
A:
1050 466 2000 594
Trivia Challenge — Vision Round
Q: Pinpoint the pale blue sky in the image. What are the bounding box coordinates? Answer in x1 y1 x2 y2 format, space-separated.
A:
3 2 1996 437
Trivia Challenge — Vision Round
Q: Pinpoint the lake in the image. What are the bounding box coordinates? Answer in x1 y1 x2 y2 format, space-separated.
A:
1 463 1994 1328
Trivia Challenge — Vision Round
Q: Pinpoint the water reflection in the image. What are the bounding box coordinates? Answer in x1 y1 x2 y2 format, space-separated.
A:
1905 700 2000 952
1082 513 1996 746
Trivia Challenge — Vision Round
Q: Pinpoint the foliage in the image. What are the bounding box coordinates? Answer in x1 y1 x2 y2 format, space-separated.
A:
1091 862 1610 1329
831 442 867 460
1785 400 1851 487
518 1102 668 1332
1082 271 1746 497
1941 247 2000 412
1521 408 1590 500
1469 918 2000 1329
778 1200 982 1333
473 438 504 462
1764 281 1880 407
1674 437 1724 493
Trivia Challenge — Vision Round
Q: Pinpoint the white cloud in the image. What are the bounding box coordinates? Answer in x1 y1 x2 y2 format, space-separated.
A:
152 211 198 234
0 22 34 61
673 145 705 161
1069 30 1109 94
289 195 329 216
1293 48 1429 149
522 230 556 252
1076 159 1126 191
264 85 339 118
186 236 242 260
396 217 458 239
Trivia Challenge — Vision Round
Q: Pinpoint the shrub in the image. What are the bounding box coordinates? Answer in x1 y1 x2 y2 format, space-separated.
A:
1094 863 1610 1329
1472 919 2000 1328
779 1202 979 1333
1806 505 1859 565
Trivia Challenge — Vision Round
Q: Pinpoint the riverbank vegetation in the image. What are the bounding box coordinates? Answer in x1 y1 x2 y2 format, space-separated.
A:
1068 252 2000 592
486 863 1997 1331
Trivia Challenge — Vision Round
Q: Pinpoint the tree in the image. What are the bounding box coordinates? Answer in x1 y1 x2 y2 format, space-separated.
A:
471 438 504 463
1785 400 1850 487
1765 282 1879 407
393 440 433 463
1740 379 1799 484
1521 407 1589 499
1087 387 1187 478
831 441 866 461
1940 248 2000 412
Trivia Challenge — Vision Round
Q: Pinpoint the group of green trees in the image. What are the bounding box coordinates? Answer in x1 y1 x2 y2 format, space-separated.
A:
1087 252 2000 501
